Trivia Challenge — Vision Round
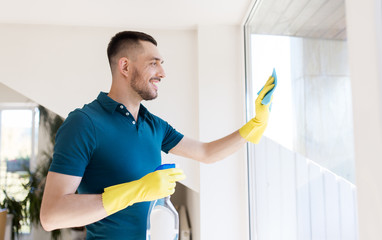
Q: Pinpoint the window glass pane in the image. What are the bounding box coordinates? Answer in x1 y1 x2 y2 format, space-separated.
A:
1 110 32 171
245 1 357 239
250 34 355 183
250 34 294 151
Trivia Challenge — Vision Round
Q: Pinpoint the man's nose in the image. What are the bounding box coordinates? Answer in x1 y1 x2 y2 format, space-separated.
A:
157 64 166 78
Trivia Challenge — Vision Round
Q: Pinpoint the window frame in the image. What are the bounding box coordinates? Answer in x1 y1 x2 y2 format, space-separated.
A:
243 2 261 240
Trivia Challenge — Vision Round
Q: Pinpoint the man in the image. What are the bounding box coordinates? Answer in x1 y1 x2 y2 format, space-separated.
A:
40 31 275 239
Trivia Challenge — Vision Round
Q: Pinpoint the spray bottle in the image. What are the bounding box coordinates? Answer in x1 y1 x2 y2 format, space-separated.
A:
146 163 179 240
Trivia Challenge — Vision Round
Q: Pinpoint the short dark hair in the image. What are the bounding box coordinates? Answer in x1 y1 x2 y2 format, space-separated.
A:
107 31 157 66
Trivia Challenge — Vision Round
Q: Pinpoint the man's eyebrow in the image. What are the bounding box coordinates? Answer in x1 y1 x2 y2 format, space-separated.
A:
151 57 164 64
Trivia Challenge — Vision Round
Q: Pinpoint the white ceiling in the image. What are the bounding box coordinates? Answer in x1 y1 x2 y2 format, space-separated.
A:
247 0 346 40
0 0 252 29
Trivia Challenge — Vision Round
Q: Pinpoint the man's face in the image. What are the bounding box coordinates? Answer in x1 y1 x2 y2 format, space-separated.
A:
129 41 166 101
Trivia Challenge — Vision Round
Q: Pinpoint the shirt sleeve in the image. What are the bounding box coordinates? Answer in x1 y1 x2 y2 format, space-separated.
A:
160 120 184 154
49 109 96 177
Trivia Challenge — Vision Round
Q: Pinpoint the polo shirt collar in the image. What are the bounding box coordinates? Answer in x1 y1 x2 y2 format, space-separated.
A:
97 92 119 114
97 92 148 119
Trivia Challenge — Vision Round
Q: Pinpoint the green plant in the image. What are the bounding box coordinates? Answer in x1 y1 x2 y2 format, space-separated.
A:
25 105 64 239
24 157 61 240
0 191 26 240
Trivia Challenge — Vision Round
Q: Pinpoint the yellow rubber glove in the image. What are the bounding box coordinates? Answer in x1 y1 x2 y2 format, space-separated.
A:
239 76 275 144
102 168 186 215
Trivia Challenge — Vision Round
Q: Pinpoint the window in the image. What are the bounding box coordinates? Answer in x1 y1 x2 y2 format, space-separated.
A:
0 104 39 234
245 1 358 239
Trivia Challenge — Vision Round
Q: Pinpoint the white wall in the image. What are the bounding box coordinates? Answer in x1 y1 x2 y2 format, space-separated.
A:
345 0 382 239
0 83 30 103
197 25 248 240
0 24 110 116
0 23 248 240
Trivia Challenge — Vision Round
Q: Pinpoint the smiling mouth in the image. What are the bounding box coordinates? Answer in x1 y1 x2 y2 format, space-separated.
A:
150 79 160 90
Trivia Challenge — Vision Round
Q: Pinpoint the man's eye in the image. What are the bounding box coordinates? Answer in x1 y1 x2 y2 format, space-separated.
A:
151 62 157 66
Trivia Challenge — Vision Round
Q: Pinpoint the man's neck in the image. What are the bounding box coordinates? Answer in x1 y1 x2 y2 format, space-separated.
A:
108 87 141 121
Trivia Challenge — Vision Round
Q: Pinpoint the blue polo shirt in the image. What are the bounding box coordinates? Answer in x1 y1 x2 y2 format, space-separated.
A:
49 92 184 240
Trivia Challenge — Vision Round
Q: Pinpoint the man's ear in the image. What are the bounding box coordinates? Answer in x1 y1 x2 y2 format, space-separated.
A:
118 57 130 77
